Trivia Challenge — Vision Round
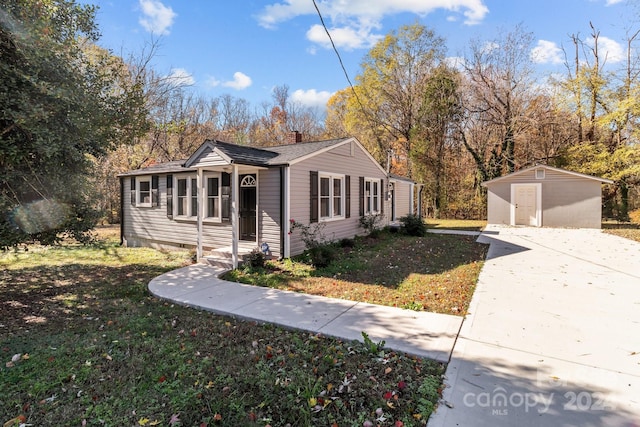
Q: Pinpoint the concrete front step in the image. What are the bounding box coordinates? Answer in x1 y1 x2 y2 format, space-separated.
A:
203 244 258 270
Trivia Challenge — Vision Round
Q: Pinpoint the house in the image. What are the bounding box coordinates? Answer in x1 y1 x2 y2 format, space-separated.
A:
481 164 613 229
119 136 417 268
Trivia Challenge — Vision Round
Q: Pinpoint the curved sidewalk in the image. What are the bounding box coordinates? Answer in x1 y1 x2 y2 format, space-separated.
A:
149 263 462 363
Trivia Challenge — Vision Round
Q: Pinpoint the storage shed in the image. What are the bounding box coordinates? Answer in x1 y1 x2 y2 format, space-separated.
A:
482 165 613 229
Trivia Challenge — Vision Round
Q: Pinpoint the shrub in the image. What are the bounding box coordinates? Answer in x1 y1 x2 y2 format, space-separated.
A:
359 214 383 237
399 214 427 236
308 245 335 268
629 209 640 225
244 248 266 268
339 237 355 248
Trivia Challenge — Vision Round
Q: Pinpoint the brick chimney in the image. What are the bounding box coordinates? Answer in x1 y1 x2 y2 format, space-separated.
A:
287 130 302 144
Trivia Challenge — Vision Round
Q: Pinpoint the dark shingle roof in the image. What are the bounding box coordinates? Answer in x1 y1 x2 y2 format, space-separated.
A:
211 140 280 165
119 137 352 176
118 160 189 177
264 138 350 165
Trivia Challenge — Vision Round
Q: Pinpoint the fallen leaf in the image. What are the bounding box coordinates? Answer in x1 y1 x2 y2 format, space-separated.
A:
169 414 180 425
384 367 392 374
138 418 150 426
3 415 26 427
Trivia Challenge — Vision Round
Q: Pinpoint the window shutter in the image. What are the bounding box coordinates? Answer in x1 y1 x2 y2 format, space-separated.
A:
130 177 136 205
345 175 351 218
359 176 364 216
166 175 173 219
380 178 384 214
310 171 318 223
151 175 159 207
221 172 231 221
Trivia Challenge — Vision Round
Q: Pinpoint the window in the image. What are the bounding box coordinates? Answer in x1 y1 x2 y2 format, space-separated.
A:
175 175 197 218
206 174 221 220
319 173 344 220
131 175 158 208
363 177 382 215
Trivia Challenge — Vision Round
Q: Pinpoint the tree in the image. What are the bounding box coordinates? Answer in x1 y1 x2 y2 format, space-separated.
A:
0 0 147 246
411 65 462 217
329 23 448 177
459 25 537 181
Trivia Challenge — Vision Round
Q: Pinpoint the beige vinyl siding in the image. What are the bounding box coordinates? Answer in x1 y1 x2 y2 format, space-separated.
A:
122 173 233 250
289 142 386 256
258 168 282 258
485 168 606 228
392 180 412 219
191 146 229 168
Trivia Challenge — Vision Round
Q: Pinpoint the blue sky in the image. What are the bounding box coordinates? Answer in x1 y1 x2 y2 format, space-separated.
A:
84 0 636 110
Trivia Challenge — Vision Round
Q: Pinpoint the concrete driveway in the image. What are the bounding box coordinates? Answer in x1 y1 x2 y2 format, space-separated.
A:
428 225 640 427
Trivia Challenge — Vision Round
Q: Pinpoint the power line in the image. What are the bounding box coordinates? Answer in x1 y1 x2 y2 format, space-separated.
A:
310 0 369 121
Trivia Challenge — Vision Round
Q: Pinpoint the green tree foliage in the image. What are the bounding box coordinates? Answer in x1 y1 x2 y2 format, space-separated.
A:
0 0 147 247
327 23 448 177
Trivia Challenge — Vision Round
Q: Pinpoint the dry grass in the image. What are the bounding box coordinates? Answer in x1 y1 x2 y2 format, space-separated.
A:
602 221 640 243
226 231 489 316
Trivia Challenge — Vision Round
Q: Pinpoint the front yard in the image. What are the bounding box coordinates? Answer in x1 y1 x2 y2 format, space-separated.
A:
224 231 488 316
0 227 448 427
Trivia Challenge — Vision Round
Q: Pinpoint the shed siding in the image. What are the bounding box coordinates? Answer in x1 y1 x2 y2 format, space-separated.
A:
258 168 282 258
485 168 605 228
289 142 386 255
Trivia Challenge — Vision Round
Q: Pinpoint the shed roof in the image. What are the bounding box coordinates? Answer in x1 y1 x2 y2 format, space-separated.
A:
481 164 614 186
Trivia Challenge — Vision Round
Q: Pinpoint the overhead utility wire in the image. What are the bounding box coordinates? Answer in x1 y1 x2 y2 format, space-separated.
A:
311 0 369 124
311 0 390 162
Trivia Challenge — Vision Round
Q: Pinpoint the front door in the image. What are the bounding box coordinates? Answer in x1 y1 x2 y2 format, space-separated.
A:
514 185 538 226
239 174 257 241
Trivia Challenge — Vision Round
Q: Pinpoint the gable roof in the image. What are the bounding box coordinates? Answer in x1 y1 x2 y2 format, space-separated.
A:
481 164 614 186
119 137 389 178
185 139 280 168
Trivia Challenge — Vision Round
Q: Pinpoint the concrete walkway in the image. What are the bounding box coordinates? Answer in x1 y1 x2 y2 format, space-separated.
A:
149 263 462 363
428 225 640 427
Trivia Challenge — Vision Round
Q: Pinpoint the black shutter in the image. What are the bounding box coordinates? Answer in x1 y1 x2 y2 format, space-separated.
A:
166 175 173 219
380 178 384 214
310 171 318 223
345 175 351 218
130 177 136 205
359 176 364 216
222 172 231 221
151 175 159 207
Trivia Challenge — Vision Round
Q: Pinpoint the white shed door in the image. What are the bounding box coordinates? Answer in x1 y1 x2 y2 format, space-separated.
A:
514 185 538 226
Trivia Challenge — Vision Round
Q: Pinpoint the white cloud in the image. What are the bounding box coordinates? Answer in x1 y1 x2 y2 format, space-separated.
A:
605 0 623 5
258 0 489 50
531 40 564 64
445 56 466 70
291 89 334 109
586 36 624 63
167 68 195 86
222 72 253 90
139 0 176 35
306 24 383 50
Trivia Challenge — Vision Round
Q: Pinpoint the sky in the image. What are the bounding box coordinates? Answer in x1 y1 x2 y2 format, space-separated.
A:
82 0 637 111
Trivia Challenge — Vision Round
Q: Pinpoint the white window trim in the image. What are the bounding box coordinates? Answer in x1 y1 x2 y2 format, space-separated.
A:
364 177 382 215
204 172 222 223
136 176 152 208
174 174 197 219
319 172 345 221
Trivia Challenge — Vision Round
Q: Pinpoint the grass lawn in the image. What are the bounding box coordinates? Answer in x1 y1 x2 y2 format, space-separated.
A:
1 226 446 427
602 221 640 243
225 231 488 316
424 219 486 232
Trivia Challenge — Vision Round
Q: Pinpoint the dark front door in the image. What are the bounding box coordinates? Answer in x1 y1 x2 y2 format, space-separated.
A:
239 175 257 241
